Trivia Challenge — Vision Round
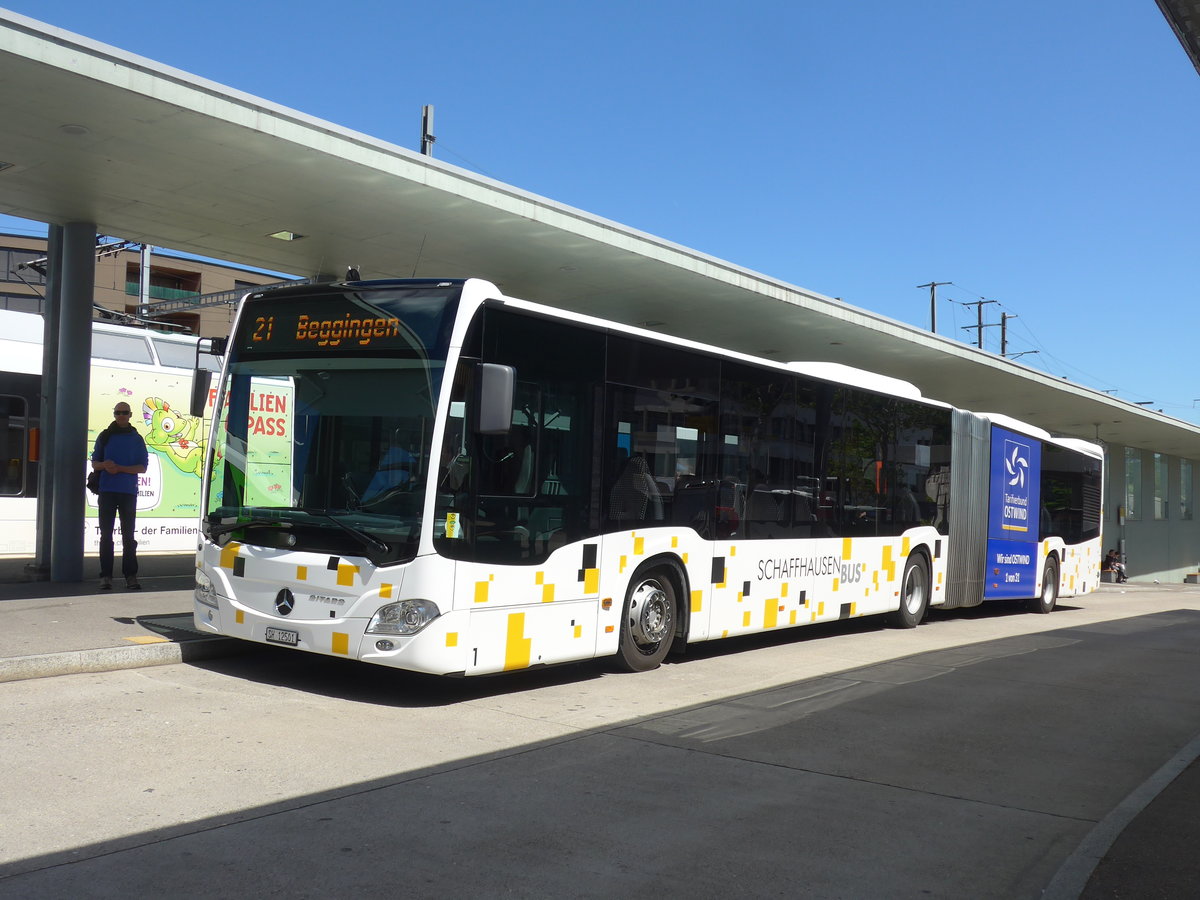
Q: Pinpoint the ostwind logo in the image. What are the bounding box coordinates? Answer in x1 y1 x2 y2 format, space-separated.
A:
1005 441 1029 490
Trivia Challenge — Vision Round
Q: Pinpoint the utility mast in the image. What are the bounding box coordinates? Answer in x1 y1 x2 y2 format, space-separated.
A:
960 299 998 349
1000 313 1014 357
420 105 436 156
916 282 950 334
1000 313 1039 360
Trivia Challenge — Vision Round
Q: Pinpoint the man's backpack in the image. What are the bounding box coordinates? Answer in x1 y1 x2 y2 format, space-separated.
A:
86 432 109 495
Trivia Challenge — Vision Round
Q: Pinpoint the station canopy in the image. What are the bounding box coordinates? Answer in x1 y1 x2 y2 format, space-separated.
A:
2 9 1198 457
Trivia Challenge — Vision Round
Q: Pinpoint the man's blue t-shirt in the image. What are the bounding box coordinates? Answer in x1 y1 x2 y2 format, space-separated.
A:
92 429 149 495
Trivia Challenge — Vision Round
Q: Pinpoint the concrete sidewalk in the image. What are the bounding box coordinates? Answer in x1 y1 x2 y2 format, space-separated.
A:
0 553 245 683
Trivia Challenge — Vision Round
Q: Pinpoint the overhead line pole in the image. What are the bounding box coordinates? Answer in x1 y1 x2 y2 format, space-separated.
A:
916 282 950 334
998 314 1039 361
960 299 998 349
420 105 435 156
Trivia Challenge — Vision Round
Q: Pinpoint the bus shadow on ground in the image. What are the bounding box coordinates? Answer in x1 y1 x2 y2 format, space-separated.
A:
188 599 1080 708
190 641 611 707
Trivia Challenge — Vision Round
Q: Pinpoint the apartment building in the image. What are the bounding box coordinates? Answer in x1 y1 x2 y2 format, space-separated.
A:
0 231 290 337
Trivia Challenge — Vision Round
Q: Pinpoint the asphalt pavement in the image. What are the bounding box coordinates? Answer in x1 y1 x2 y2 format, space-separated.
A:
1 554 1198 898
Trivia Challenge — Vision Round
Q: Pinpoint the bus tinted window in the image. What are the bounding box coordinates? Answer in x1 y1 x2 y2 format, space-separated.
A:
607 384 719 534
607 333 719 398
834 389 952 538
719 362 797 539
436 307 606 563
1041 443 1102 543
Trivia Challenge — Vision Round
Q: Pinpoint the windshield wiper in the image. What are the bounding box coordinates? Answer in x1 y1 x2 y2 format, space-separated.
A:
207 508 391 562
208 518 292 541
299 508 391 560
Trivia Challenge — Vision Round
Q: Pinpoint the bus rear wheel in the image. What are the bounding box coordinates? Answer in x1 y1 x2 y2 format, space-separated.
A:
616 570 677 672
1029 557 1059 614
887 554 929 628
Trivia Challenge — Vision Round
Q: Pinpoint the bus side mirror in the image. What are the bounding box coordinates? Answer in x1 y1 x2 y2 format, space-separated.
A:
475 363 514 435
190 336 224 417
199 336 228 357
191 369 212 418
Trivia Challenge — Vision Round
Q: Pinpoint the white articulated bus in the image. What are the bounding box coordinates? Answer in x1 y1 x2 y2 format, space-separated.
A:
0 308 220 556
191 278 1103 676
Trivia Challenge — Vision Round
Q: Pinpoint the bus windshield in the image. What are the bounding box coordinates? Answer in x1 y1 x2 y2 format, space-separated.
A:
202 282 461 565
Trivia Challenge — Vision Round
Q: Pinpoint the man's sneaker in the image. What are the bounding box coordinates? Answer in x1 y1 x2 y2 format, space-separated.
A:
100 576 112 590
126 576 141 590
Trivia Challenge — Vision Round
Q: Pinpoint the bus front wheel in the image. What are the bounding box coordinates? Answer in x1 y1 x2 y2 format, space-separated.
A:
616 570 677 672
1029 557 1059 614
887 553 929 628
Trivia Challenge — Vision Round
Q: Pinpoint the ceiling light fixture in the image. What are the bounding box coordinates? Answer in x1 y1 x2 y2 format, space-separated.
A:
267 231 304 241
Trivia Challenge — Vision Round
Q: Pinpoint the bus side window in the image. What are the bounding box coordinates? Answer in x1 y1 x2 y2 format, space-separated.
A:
605 386 717 531
478 383 539 498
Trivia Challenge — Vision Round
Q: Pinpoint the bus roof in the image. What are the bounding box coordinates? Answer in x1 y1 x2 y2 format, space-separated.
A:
787 361 923 400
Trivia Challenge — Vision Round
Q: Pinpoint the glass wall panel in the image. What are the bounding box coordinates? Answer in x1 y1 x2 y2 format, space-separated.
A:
1124 447 1141 520
1153 453 1168 520
1182 459 1193 521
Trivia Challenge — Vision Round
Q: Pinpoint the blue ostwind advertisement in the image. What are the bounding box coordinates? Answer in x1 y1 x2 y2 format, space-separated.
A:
985 425 1042 599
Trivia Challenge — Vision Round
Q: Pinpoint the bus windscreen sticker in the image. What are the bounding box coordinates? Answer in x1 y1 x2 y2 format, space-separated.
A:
985 426 1041 599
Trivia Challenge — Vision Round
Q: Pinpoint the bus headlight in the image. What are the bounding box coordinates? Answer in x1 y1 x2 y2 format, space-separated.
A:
195 569 218 609
367 599 441 635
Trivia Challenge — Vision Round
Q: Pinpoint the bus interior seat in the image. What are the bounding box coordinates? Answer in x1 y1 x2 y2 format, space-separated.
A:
608 455 663 522
528 506 566 554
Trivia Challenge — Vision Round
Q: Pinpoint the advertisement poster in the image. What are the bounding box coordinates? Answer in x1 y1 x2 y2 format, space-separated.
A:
85 366 293 553
85 365 207 553
228 379 294 509
984 425 1042 599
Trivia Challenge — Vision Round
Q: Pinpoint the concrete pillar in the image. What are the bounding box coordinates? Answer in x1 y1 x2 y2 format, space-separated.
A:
28 224 62 578
49 222 95 582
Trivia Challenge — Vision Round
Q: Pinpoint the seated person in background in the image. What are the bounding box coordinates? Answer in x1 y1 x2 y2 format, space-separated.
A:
1104 549 1128 583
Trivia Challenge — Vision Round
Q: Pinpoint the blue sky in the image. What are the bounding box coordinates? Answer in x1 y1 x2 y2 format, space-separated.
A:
4 1 1199 421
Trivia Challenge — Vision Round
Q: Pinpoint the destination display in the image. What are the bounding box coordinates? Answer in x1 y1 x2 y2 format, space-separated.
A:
234 287 460 357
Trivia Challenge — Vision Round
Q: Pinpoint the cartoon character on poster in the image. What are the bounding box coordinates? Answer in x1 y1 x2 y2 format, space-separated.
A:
141 396 205 476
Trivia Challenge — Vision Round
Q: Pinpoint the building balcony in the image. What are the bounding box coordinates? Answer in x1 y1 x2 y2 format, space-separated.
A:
124 282 201 302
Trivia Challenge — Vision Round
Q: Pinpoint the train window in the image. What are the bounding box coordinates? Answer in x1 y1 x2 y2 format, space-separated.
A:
151 337 221 371
0 394 28 496
92 331 153 364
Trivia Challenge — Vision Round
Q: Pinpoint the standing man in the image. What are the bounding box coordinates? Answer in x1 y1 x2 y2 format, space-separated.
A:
91 401 149 590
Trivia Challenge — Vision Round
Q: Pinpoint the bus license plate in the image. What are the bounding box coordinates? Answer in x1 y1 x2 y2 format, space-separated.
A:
265 627 299 646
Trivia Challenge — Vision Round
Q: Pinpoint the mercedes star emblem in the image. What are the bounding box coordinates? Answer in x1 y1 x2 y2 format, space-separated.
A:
274 588 295 616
